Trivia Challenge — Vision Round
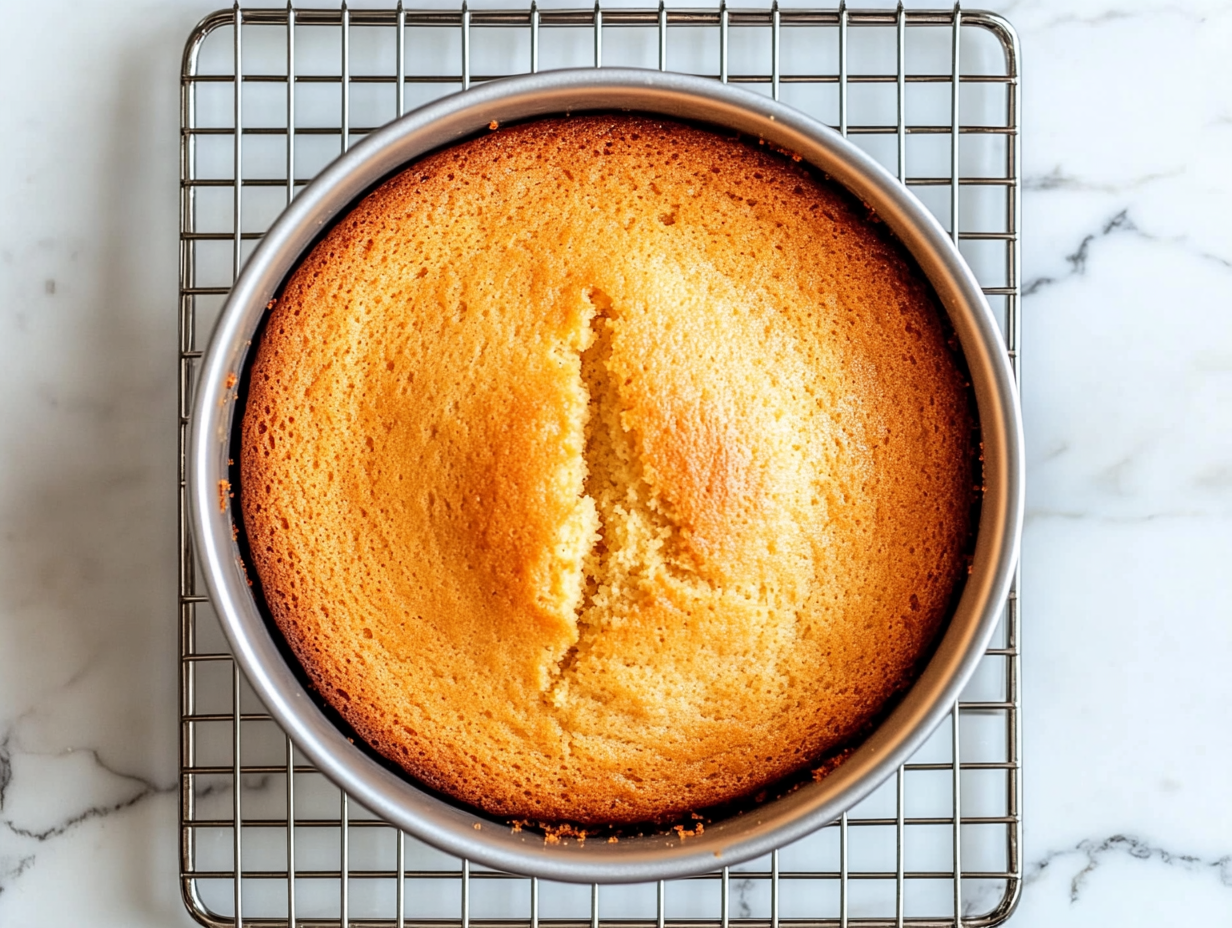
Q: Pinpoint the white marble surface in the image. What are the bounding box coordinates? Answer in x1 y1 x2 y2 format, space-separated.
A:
1 0 1230 923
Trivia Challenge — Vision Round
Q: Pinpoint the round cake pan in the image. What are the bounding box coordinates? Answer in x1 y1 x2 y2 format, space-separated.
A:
190 68 1024 884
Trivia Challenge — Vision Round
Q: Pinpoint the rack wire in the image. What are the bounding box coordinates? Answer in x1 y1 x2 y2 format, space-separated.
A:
178 4 1021 926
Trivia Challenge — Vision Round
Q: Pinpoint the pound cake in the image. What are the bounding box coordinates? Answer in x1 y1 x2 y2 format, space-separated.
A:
241 115 977 826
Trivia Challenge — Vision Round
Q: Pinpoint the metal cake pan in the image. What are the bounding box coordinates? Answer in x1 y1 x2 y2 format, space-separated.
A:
189 68 1024 884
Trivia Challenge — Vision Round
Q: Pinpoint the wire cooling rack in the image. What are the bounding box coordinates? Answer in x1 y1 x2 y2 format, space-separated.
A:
178 4 1021 926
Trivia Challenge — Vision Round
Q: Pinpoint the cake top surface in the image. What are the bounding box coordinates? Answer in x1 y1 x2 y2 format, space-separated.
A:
241 115 977 826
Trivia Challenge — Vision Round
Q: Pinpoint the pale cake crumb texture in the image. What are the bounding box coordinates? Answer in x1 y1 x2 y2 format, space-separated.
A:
241 116 977 825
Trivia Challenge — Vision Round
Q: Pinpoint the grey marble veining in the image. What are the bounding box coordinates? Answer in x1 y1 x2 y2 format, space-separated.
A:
0 0 1230 924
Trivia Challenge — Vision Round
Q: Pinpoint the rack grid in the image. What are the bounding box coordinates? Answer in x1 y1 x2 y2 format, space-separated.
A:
178 4 1022 926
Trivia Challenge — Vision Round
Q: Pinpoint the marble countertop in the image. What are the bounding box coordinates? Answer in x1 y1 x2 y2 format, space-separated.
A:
0 0 1229 924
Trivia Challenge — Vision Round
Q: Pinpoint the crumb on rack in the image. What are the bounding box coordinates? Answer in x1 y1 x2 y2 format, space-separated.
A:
608 836 618 844
266 299 277 310
510 819 528 833
225 372 237 389
218 480 232 512
474 823 482 830
673 822 704 840
489 120 499 130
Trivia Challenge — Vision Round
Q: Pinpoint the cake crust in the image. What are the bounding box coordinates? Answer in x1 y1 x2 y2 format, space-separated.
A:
241 116 977 825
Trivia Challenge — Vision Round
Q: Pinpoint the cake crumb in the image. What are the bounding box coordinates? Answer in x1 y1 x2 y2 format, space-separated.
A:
225 372 238 389
218 480 232 512
489 120 499 130
541 823 588 845
266 299 277 310
474 823 482 830
673 822 704 840
811 748 855 782
607 836 618 844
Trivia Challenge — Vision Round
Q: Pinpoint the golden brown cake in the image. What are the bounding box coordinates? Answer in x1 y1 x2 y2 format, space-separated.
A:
241 115 977 826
